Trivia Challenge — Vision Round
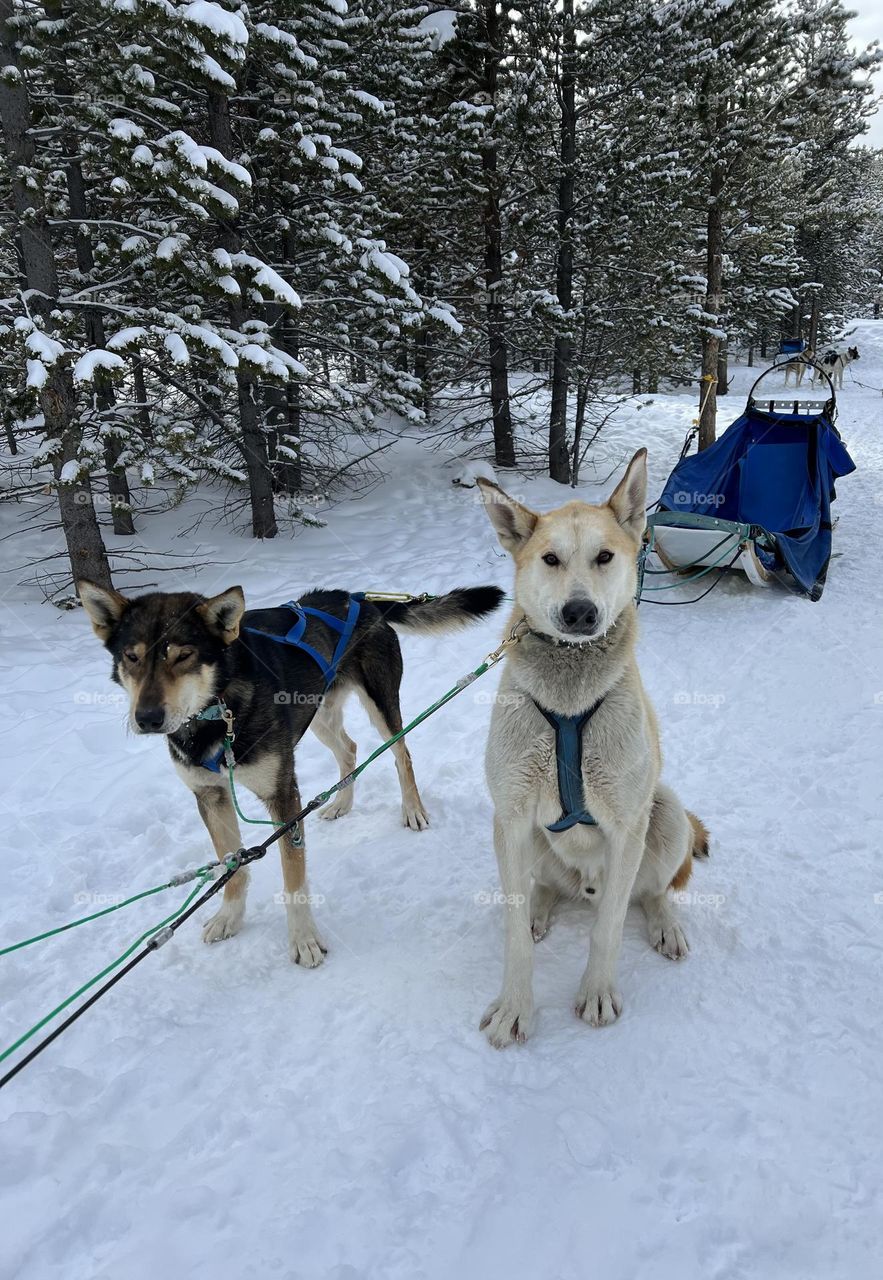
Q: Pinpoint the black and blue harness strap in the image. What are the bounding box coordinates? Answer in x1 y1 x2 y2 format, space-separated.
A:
200 593 365 773
242 592 364 688
533 696 605 832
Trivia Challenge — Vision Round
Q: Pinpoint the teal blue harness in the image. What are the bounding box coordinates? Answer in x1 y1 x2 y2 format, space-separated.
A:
534 695 605 832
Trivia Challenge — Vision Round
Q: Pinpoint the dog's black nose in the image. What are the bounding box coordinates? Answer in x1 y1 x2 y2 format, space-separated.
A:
560 597 598 633
135 705 166 732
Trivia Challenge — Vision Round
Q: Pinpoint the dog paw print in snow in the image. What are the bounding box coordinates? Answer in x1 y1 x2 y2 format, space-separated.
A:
451 460 497 489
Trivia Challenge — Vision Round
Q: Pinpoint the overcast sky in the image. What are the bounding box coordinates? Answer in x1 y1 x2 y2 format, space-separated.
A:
849 0 883 145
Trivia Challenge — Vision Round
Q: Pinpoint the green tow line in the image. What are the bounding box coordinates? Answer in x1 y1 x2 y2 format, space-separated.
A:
0 623 525 1084
0 871 219 1069
0 864 221 957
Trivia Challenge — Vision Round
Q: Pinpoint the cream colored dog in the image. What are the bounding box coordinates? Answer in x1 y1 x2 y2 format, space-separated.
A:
477 450 708 1047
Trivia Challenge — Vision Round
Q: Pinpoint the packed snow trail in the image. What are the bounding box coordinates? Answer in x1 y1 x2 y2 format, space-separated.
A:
1 323 882 1279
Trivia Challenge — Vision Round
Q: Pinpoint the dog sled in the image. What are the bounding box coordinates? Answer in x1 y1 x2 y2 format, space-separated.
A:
646 361 856 601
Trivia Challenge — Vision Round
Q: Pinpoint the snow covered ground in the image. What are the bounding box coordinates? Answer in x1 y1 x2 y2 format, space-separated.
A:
1 322 882 1279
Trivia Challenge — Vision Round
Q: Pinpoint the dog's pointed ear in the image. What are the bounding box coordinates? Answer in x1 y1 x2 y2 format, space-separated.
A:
477 478 538 554
78 580 129 642
607 448 648 543
197 586 245 644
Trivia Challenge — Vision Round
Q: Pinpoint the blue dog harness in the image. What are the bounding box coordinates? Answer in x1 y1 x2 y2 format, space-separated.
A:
199 593 364 773
242 593 364 687
534 695 605 832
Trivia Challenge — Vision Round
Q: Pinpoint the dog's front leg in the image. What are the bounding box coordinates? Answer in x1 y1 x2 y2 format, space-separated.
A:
575 812 650 1027
480 814 537 1047
266 776 327 968
196 786 249 944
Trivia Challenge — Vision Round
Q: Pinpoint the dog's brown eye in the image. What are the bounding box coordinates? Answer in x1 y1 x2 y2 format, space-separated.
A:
597 550 614 565
173 647 195 664
123 650 139 664
542 553 560 567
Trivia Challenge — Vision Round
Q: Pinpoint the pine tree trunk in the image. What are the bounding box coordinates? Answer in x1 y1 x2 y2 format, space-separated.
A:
132 359 152 440
808 293 821 352
549 0 577 483
698 164 724 451
207 89 277 538
717 339 728 396
47 373 114 588
0 0 111 587
632 369 642 395
45 0 134 535
265 260 302 499
571 379 589 486
415 327 432 415
790 303 801 340
482 0 516 469
238 377 277 536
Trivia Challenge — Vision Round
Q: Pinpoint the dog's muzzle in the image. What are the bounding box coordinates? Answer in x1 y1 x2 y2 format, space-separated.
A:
134 705 166 733
557 597 599 637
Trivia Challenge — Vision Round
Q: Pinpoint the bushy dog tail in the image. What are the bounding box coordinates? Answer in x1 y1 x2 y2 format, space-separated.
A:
375 586 504 634
669 811 710 891
688 811 711 860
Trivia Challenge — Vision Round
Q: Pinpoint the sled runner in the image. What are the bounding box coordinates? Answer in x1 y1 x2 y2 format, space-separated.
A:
647 361 856 601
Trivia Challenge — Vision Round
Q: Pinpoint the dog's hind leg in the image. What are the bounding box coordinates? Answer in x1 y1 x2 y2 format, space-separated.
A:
312 689 358 821
264 772 326 968
196 786 249 944
355 647 429 831
632 785 690 960
530 881 557 942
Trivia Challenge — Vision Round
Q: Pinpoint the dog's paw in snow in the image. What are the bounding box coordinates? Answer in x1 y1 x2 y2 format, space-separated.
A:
651 919 689 959
289 931 327 967
319 793 353 821
642 898 689 959
202 901 245 944
480 994 534 1047
575 983 623 1027
402 800 430 831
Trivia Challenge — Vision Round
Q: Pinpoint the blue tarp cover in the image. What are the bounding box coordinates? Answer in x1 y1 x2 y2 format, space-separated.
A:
658 406 855 598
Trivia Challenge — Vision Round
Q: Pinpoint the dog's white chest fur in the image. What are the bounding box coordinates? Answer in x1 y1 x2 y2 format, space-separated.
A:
172 751 280 799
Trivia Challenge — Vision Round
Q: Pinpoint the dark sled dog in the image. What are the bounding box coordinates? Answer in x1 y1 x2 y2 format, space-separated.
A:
79 581 503 966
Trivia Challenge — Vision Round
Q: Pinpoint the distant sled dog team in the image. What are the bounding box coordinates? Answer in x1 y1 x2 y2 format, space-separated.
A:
784 344 860 389
81 450 708 1047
